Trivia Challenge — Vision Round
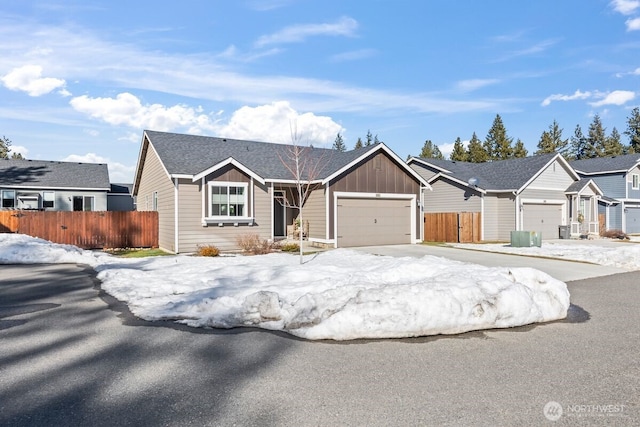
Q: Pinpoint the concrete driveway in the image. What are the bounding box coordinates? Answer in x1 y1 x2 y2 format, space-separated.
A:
1 262 638 426
353 244 628 282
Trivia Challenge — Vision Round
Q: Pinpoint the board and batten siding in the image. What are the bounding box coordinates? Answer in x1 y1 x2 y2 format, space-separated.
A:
424 178 481 213
301 185 326 240
483 193 515 241
136 143 175 252
328 152 421 240
176 178 272 253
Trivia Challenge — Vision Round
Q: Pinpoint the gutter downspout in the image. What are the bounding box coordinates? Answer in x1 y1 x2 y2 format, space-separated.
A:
513 191 520 231
174 177 179 254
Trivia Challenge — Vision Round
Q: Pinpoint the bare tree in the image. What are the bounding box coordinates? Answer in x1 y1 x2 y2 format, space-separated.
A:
277 123 329 263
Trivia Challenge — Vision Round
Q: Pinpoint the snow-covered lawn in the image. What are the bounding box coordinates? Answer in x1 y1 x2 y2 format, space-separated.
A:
451 241 640 271
0 234 570 341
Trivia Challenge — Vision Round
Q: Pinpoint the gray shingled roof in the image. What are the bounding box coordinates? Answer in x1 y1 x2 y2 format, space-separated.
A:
413 153 560 191
145 130 383 180
0 158 110 189
571 154 640 174
565 178 592 193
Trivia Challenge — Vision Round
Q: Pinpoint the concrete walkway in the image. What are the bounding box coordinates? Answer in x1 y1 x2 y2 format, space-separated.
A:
353 243 628 282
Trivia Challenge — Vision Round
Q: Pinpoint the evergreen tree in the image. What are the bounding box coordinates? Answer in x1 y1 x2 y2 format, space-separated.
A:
483 114 513 160
624 107 640 153
450 137 468 161
0 136 12 159
0 136 23 159
570 124 587 160
374 134 381 144
604 127 625 156
332 133 346 152
586 114 606 158
467 132 488 163
354 137 363 149
365 130 373 146
513 139 528 158
418 140 444 159
535 120 568 157
536 130 554 155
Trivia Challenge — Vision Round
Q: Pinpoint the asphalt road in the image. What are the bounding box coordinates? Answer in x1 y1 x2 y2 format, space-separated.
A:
1 262 638 426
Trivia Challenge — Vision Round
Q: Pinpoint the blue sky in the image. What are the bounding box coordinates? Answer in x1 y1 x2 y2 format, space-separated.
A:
2 0 640 182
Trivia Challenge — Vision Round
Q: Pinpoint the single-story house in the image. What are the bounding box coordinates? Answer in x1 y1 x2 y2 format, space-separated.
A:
408 153 603 240
133 130 430 253
571 154 640 234
0 158 110 211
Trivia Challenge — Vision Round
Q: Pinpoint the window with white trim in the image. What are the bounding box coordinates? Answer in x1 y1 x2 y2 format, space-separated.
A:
209 182 248 218
152 191 158 211
1 190 15 208
633 174 639 190
43 191 55 209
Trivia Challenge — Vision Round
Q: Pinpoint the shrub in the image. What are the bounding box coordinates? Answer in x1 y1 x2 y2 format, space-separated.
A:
197 244 220 257
279 242 300 252
236 234 275 255
600 229 629 240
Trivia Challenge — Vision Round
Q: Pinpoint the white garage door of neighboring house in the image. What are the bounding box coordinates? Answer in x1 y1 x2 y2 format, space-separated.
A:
336 197 412 247
626 205 640 234
522 203 563 239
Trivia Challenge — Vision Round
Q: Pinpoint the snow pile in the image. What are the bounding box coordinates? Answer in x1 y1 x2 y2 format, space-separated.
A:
0 233 105 266
0 234 570 340
96 250 569 340
452 242 640 270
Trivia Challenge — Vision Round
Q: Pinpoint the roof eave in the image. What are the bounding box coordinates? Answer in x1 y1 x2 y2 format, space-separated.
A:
192 157 266 185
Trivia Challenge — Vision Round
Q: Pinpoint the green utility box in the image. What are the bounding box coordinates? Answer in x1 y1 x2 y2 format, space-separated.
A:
510 231 542 247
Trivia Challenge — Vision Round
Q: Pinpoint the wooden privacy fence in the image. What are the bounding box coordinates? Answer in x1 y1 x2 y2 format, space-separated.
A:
0 211 158 249
424 212 481 243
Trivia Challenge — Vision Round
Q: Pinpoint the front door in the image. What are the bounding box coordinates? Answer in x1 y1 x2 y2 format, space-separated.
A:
274 190 286 237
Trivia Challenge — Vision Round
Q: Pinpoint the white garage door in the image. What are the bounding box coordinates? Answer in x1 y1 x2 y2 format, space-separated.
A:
336 198 412 247
627 205 640 234
523 203 563 239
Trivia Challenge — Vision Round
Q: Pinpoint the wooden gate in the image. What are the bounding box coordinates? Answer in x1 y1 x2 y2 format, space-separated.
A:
424 212 481 243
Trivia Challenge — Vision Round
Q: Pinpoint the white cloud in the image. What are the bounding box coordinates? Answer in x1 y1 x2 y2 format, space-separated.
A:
215 101 343 146
330 49 377 62
0 22 500 119
455 79 500 92
1 65 66 96
541 90 592 106
626 17 640 30
589 90 636 106
611 0 640 15
254 16 358 48
69 92 218 133
62 153 135 183
10 145 29 158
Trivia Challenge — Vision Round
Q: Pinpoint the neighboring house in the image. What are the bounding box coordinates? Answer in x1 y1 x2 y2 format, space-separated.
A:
408 153 603 240
571 154 640 234
0 158 110 211
108 183 135 211
133 130 430 253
